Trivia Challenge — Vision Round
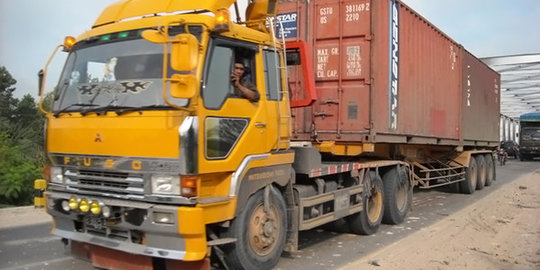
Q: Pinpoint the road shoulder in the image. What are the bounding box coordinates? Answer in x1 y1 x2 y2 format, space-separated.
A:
339 169 540 270
0 206 51 230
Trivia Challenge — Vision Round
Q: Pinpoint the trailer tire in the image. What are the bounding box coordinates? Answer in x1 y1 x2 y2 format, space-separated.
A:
382 166 411 225
484 154 494 186
475 155 486 190
459 157 478 194
347 172 384 235
448 182 461 193
222 186 287 270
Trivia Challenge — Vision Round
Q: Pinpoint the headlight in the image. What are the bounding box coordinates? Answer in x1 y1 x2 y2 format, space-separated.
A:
151 175 180 195
50 166 63 184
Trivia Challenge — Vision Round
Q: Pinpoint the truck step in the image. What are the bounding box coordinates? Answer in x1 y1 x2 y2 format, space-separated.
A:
207 238 237 246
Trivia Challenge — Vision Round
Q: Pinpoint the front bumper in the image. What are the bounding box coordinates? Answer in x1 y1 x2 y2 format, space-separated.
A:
520 147 540 156
46 191 207 261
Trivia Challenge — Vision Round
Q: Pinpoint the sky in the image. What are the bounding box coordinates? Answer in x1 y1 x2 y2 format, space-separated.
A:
1 0 539 100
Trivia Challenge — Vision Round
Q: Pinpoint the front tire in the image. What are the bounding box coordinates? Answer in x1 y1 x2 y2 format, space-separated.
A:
459 157 478 194
347 172 384 235
382 166 411 225
223 186 287 270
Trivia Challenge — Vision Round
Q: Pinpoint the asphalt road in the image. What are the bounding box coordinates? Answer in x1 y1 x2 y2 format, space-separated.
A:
0 158 537 270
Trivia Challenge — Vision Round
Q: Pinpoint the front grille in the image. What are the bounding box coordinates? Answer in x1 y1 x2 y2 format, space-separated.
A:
79 179 129 189
65 169 145 198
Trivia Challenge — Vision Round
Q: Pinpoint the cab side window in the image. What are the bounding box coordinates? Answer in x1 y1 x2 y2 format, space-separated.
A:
203 38 258 109
263 50 282 101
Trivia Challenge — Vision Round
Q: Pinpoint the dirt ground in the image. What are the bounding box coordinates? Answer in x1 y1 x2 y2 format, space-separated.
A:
1 171 538 270
0 205 51 230
339 169 540 270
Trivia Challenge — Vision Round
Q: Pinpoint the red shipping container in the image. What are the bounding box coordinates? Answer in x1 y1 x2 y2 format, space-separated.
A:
279 0 500 147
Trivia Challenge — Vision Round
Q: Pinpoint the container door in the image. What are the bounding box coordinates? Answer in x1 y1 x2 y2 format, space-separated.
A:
311 0 372 139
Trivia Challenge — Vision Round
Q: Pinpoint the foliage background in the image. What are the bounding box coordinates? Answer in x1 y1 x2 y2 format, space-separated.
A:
0 66 45 206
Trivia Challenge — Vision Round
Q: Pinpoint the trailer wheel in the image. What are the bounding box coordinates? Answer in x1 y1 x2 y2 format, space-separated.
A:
347 172 384 235
484 154 494 186
223 187 287 270
475 155 486 190
382 166 411 225
459 157 478 194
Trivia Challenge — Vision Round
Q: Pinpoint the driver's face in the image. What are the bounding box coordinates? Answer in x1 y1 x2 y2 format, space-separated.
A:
234 63 245 77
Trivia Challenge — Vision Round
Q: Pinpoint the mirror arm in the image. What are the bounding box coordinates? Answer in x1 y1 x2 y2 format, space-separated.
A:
38 44 63 115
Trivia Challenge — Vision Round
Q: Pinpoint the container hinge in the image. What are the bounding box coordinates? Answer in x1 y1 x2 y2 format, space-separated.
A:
322 99 339 105
314 112 333 119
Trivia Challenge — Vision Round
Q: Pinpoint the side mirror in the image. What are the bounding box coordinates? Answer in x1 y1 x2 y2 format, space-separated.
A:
168 74 198 99
171 33 199 71
142 29 200 100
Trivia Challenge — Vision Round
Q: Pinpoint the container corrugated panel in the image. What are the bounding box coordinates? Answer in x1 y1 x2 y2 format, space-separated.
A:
280 0 500 146
461 49 500 143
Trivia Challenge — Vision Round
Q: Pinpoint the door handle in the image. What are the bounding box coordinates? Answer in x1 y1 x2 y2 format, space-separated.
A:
255 122 266 128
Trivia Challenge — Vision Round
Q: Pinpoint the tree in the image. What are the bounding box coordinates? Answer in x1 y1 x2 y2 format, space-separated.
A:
0 133 40 205
0 66 45 206
0 66 17 121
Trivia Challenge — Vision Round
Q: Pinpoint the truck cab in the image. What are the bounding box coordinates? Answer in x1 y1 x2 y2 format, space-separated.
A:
39 0 293 268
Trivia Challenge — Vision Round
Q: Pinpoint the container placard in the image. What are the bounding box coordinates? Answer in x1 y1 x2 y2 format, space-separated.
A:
276 12 298 39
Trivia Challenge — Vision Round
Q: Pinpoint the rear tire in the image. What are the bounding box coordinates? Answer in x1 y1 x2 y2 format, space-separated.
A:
382 166 411 225
475 155 486 190
484 154 494 186
222 187 287 270
448 182 461 193
347 172 384 235
459 157 477 194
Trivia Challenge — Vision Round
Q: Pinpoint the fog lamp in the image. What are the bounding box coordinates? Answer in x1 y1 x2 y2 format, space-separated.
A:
102 206 111 218
90 201 101 215
61 200 70 212
153 212 174 224
79 199 89 212
68 197 79 210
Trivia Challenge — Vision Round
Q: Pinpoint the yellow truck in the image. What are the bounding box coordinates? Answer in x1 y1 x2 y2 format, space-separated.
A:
35 0 499 269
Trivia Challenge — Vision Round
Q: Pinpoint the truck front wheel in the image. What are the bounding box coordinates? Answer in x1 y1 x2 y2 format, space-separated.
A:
347 172 384 235
223 186 287 270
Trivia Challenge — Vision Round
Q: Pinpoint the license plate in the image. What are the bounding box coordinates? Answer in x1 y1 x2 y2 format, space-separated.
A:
84 215 105 230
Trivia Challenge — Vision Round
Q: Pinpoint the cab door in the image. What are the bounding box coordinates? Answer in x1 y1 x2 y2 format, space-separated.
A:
198 37 269 174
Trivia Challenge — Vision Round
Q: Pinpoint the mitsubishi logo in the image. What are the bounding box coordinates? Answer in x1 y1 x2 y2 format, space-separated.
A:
95 132 102 142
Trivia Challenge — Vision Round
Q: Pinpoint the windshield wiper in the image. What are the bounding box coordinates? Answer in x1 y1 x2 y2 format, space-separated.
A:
53 103 99 117
82 104 171 115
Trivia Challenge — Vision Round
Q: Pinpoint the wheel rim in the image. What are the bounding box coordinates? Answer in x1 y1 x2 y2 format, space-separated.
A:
470 165 477 187
248 203 280 256
395 181 408 212
479 164 486 184
487 159 493 180
367 187 383 223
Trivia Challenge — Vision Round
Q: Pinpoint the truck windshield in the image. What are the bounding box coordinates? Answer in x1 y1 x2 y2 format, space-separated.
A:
52 38 186 114
522 127 540 140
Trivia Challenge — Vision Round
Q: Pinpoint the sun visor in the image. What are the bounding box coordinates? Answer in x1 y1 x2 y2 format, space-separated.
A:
93 0 236 28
